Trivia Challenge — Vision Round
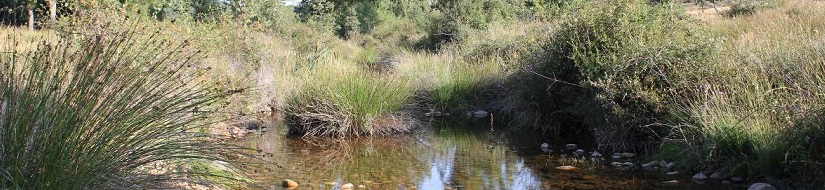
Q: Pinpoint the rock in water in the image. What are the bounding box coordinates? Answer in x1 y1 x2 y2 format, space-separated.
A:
692 173 708 181
591 151 602 158
472 110 489 118
641 161 660 171
556 165 578 171
748 183 776 190
282 179 298 189
341 183 355 189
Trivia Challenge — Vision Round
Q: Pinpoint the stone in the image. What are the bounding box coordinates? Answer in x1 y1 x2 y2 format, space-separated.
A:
472 110 489 118
692 173 708 181
610 162 622 167
591 151 602 158
540 143 550 153
341 183 355 189
620 153 635 158
357 185 366 189
556 165 578 171
710 171 729 180
574 149 585 156
641 161 660 171
622 162 634 167
747 183 776 190
662 180 679 185
731 177 745 183
282 179 298 189
665 162 676 170
565 144 578 150
666 171 680 175
612 155 622 159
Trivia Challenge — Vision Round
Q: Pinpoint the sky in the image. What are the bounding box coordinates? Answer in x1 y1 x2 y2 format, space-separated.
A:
282 0 300 6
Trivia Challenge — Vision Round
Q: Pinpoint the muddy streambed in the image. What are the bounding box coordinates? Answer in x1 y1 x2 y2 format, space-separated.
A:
238 120 738 189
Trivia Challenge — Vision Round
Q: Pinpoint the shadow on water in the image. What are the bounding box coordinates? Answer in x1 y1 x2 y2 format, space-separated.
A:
239 118 737 189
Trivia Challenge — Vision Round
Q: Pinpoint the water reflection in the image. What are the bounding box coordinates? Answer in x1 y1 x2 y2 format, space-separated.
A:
240 120 731 190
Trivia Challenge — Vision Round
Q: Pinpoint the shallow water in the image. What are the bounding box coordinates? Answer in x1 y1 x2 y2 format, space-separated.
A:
239 120 739 190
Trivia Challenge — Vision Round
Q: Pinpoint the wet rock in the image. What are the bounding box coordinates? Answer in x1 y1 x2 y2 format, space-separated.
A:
620 153 635 158
565 144 578 150
665 162 676 170
693 173 708 181
710 171 729 180
556 165 578 171
540 143 550 153
591 151 602 158
574 149 585 156
341 183 355 189
282 179 298 189
472 110 489 118
666 171 680 175
747 183 776 190
722 180 731 185
357 184 366 189
731 177 745 183
662 180 679 185
641 161 660 171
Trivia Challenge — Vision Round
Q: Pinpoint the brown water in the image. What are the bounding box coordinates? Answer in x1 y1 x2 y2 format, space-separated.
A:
239 120 739 190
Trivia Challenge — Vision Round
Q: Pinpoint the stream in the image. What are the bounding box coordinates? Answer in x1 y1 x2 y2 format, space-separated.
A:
238 119 739 190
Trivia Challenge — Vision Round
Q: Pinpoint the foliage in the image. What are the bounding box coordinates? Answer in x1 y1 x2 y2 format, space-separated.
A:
0 26 244 188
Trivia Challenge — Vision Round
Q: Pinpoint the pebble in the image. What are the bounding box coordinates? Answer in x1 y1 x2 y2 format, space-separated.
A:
282 179 299 189
662 180 679 185
556 165 578 171
641 161 660 171
693 173 708 181
574 149 585 156
747 183 776 190
710 171 729 180
591 151 602 158
341 183 355 189
620 153 635 158
665 162 676 170
565 144 578 150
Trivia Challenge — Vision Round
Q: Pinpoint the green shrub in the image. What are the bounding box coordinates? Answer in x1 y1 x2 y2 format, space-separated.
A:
508 0 714 151
0 27 243 188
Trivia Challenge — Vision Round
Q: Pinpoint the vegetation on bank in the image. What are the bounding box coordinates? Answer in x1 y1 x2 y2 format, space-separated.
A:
0 26 246 188
2 0 824 188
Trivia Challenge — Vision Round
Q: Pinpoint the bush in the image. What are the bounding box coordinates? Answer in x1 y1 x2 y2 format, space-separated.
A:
0 27 242 188
508 0 714 152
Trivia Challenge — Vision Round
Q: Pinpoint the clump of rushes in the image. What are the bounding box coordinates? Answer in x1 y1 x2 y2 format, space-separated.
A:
286 70 416 137
0 27 244 189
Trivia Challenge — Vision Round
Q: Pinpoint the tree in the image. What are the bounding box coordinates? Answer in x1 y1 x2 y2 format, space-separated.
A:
48 0 56 23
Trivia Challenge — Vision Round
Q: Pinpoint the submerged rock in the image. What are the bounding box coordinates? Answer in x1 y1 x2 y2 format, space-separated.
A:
641 161 660 171
710 171 729 180
692 173 708 181
747 183 776 190
556 165 578 171
282 179 298 189
565 144 578 150
591 151 602 158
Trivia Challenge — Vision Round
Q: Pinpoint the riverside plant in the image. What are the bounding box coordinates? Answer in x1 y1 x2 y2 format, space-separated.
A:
0 27 245 189
286 69 416 137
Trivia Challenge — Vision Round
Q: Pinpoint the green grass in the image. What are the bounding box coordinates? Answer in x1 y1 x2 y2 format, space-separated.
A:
0 26 245 189
285 68 416 137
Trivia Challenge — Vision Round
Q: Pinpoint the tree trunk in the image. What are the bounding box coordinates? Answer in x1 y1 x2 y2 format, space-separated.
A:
49 0 57 23
28 7 34 31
